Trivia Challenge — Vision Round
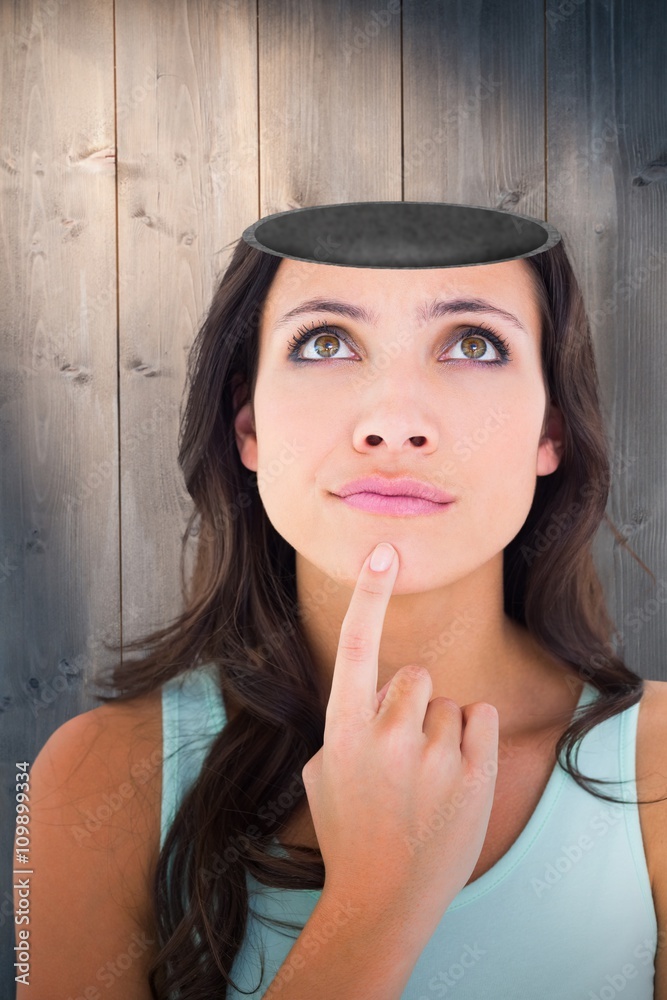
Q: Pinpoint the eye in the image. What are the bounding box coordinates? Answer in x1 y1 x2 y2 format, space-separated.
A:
286 321 356 361
449 329 507 362
285 319 512 365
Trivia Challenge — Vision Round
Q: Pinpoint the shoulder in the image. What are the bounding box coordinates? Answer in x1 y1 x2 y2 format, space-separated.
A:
637 678 667 775
34 686 164 873
636 680 667 989
15 688 164 998
635 680 667 832
34 687 164 847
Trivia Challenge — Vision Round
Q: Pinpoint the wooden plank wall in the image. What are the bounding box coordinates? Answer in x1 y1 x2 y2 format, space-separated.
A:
1 0 665 990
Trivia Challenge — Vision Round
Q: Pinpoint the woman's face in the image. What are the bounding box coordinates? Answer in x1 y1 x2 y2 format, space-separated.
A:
234 258 563 595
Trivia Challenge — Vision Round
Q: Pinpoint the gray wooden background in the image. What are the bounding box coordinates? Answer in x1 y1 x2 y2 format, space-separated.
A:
1 0 666 993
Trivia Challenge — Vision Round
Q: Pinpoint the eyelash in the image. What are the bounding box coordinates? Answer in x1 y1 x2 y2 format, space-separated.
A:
285 318 513 365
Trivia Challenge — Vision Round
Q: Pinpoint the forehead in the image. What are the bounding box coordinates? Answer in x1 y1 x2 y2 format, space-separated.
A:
260 257 542 334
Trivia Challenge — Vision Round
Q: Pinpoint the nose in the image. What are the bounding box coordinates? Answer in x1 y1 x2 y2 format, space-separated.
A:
351 353 440 453
353 411 437 452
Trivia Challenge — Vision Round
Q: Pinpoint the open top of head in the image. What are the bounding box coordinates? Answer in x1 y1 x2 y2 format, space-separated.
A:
242 201 561 269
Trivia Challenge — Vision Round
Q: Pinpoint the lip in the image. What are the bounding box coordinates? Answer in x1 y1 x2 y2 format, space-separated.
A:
337 493 453 516
334 476 456 504
332 476 456 517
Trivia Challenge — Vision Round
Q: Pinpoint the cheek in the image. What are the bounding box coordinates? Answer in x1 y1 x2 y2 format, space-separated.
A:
252 399 329 525
458 392 544 463
446 403 514 470
254 375 345 464
454 399 544 515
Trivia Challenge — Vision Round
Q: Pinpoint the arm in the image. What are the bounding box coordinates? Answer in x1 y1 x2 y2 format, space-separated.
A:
13 693 163 1000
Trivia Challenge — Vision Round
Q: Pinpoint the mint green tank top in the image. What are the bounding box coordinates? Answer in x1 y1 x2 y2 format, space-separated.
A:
160 663 658 998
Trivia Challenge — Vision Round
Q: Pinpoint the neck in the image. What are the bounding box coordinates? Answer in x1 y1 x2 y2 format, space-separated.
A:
294 549 575 735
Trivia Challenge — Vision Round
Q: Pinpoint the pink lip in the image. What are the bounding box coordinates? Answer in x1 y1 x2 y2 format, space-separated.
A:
334 476 456 504
339 493 453 516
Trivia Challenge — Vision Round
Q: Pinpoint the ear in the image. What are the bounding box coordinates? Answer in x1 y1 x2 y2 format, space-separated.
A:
537 401 565 477
231 374 258 473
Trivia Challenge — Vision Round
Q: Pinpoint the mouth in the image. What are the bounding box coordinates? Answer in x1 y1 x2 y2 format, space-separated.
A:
335 492 455 517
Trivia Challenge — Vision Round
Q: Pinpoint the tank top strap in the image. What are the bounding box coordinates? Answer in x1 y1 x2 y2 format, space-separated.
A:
160 662 226 852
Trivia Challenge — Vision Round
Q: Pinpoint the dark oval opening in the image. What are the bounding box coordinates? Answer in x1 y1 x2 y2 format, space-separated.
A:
242 201 561 269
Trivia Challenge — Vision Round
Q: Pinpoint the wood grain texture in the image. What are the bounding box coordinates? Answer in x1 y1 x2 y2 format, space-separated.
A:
546 0 667 676
259 0 402 209
403 0 545 211
0 0 118 817
114 0 259 658
0 0 117 987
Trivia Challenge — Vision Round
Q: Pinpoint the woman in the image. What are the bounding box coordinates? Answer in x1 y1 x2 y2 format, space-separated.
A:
18 203 667 999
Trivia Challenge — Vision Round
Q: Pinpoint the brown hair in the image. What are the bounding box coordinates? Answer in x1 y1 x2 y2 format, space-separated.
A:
94 233 663 998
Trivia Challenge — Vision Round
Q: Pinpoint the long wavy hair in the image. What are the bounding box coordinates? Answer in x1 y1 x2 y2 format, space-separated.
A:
93 229 663 998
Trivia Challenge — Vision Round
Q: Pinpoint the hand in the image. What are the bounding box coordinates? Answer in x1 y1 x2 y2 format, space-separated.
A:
301 542 499 937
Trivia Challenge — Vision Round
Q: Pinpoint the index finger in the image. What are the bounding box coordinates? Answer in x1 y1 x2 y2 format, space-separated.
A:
326 542 399 727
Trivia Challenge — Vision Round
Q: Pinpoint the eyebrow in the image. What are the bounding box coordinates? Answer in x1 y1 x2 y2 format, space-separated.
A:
271 296 529 336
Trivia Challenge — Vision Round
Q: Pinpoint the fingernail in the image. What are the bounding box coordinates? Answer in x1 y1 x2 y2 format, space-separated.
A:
370 542 394 572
